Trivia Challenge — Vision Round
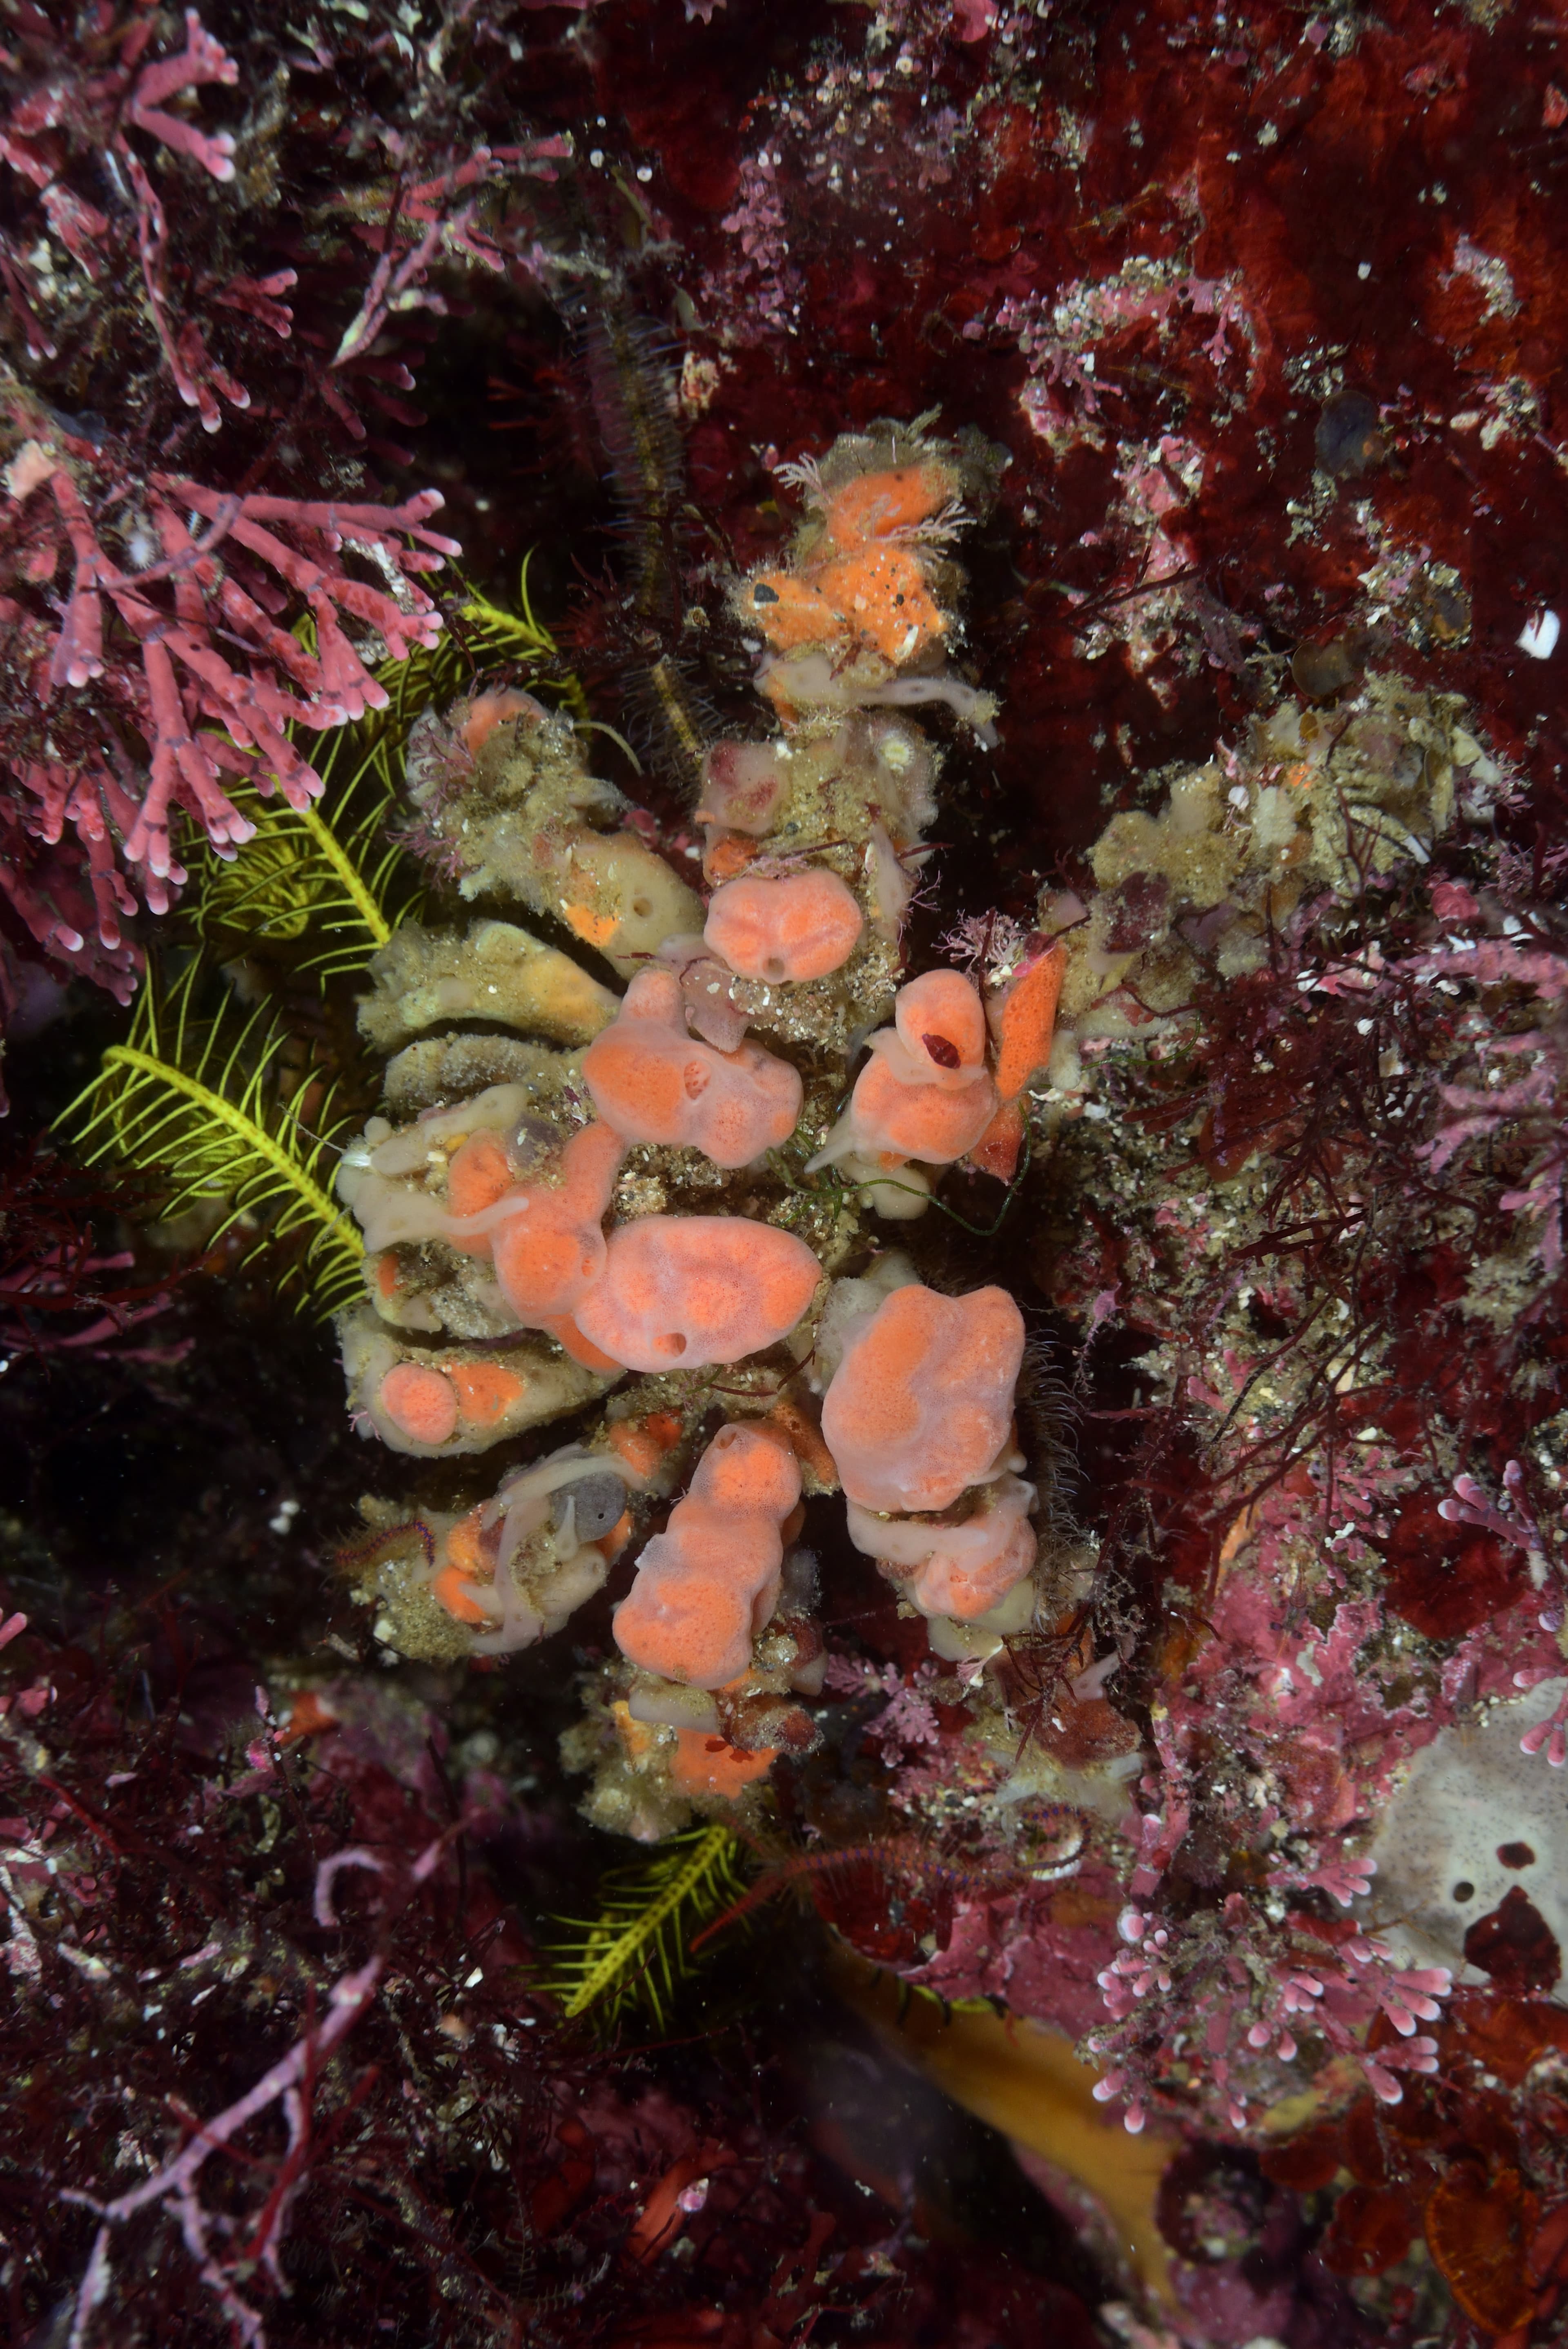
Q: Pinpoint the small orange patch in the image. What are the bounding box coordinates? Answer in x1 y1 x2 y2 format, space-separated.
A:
814 543 944 664
281 1689 338 1744
746 570 843 652
430 1563 492 1627
610 1697 661 1764
608 1410 684 1481
992 943 1065 1102
968 1097 1026 1182
539 1312 622 1373
443 1508 490 1578
446 1129 514 1219
461 687 542 753
562 902 620 950
447 1359 526 1426
703 833 762 884
668 1728 777 1799
596 1508 633 1562
822 460 955 548
380 1362 459 1446
763 1396 840 1490
748 538 945 666
375 1251 401 1296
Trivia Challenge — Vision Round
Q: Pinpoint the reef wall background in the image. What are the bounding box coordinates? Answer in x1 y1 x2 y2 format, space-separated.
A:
2 0 1567 2344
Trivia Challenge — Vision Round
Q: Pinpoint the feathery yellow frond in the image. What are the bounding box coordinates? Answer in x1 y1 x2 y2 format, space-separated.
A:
546 1825 751 2031
190 748 410 980
187 563 574 975
382 556 581 724
59 961 365 1317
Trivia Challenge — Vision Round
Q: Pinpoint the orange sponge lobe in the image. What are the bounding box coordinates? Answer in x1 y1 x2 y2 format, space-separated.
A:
821 1280 1025 1514
584 968 803 1169
575 1216 821 1374
490 1120 624 1324
704 870 864 984
614 1423 804 1687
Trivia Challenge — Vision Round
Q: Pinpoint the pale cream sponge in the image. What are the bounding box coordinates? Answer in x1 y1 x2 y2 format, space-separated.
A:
1362 1678 1568 1997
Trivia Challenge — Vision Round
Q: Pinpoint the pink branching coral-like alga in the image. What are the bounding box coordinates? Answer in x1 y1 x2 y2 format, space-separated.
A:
0 6 575 1000
2 440 457 987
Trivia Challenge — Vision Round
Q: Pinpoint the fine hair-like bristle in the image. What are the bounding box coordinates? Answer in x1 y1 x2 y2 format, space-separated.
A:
584 301 685 630
628 649 717 799
581 292 723 795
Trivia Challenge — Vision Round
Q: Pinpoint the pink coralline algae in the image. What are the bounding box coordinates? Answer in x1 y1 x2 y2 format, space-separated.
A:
0 5 572 1002
3 453 457 980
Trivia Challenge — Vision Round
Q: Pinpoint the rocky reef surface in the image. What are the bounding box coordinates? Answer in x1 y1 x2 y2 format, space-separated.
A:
2 4 1566 2346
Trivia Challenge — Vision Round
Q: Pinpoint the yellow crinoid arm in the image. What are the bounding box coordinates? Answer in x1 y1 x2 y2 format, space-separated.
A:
60 959 366 1318
546 1824 751 2031
188 561 579 977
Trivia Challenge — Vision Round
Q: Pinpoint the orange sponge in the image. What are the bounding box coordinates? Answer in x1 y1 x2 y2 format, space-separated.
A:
376 1356 537 1447
574 1215 821 1373
447 1358 529 1427
820 1280 1025 1513
968 1097 1027 1185
704 833 762 885
583 968 803 1169
742 544 946 668
608 1409 685 1484
738 457 960 673
846 1474 1037 1621
379 1362 460 1447
840 1048 998 1166
445 1128 515 1219
807 968 998 1172
430 1505 496 1625
989 941 1066 1103
537 1311 623 1373
894 969 988 1085
613 1423 802 1686
459 687 548 755
704 870 864 984
963 942 1066 1183
491 1120 624 1325
822 460 957 550
669 1729 778 1798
